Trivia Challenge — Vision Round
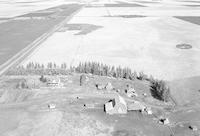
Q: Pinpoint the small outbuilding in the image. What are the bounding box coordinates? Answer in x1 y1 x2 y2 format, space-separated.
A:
144 107 153 115
105 94 127 115
105 82 113 91
47 77 63 88
96 84 105 90
48 103 56 109
143 93 147 97
126 87 138 97
189 125 198 131
159 117 170 125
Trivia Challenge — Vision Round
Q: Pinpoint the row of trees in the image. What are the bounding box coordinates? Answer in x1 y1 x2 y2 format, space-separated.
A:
6 61 171 102
74 62 148 80
6 62 149 80
26 62 67 70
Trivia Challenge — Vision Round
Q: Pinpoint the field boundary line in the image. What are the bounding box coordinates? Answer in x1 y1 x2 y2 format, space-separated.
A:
0 5 83 76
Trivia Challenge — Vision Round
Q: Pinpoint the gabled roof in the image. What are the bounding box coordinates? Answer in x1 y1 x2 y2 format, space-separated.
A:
105 94 127 114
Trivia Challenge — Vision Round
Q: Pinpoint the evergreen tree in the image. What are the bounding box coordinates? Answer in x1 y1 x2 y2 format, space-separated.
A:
53 63 57 69
41 64 45 69
47 62 53 69
150 80 170 102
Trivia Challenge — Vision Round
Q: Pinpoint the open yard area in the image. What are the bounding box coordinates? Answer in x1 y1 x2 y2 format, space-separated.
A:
0 74 199 136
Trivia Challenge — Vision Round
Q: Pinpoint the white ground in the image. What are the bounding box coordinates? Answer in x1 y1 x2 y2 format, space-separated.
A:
23 0 200 80
0 0 88 18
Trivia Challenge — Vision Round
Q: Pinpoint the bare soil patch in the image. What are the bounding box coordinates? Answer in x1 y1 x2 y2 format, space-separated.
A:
86 3 146 8
176 43 192 49
58 23 103 35
104 3 146 7
175 16 200 26
135 1 160 4
182 1 200 3
184 5 200 7
104 15 146 18
20 11 56 17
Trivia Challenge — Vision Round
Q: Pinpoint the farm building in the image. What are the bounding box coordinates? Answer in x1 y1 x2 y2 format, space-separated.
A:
125 85 138 97
96 84 105 90
159 118 170 125
105 82 113 91
47 77 63 88
80 74 89 86
48 103 56 109
105 94 127 115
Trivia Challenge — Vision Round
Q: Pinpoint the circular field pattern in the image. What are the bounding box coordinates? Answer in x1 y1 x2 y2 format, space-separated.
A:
176 43 192 49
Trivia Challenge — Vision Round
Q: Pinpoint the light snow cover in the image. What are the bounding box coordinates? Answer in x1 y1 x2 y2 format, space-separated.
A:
0 0 82 17
22 0 200 80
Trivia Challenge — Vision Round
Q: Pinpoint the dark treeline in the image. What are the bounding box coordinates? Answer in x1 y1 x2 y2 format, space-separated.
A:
6 62 69 76
6 61 149 80
150 79 171 102
75 62 139 80
6 61 171 102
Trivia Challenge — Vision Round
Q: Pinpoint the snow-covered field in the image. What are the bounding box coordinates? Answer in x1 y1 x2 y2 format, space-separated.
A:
23 0 200 80
0 0 86 17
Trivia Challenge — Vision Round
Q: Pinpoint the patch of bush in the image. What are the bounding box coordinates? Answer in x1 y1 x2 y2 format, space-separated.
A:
39 75 47 83
16 78 41 89
150 79 170 102
16 79 29 89
137 71 148 80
